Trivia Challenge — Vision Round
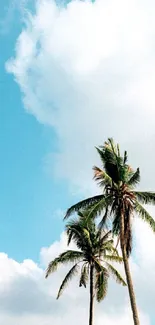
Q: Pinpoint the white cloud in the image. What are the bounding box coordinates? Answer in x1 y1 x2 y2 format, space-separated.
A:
0 219 154 324
6 0 155 195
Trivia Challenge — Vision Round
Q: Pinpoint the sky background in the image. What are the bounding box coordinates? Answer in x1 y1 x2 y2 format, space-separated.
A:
1 0 155 324
0 0 74 262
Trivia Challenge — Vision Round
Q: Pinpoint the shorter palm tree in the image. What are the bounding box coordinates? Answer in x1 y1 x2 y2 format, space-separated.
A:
46 211 126 325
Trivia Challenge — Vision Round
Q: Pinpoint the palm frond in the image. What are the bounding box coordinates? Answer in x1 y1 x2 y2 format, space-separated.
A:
96 271 108 302
106 263 126 286
66 218 90 247
134 191 155 205
93 166 112 187
66 220 80 245
87 197 107 220
93 258 102 272
79 263 89 288
108 138 119 162
104 245 119 256
135 201 155 231
115 235 120 249
117 144 120 157
112 205 121 236
96 141 120 181
105 138 126 183
98 239 115 255
94 263 109 302
66 214 95 250
104 255 123 263
128 168 140 187
67 229 73 246
64 195 104 219
66 222 94 252
45 250 83 278
99 230 112 244
101 239 115 249
95 147 107 165
77 211 85 218
124 150 128 164
82 228 92 247
57 264 79 299
98 205 112 231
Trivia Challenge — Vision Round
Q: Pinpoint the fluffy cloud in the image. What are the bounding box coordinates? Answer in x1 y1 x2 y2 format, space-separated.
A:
6 0 155 194
0 219 154 324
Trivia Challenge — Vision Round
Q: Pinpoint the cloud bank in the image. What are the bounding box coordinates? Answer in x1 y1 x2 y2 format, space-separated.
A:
0 219 154 324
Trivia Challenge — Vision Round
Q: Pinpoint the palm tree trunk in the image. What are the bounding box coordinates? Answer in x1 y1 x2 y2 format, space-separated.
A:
120 213 140 325
89 264 94 325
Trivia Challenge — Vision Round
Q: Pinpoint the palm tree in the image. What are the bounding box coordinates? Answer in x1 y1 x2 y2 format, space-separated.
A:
46 211 126 325
64 138 155 325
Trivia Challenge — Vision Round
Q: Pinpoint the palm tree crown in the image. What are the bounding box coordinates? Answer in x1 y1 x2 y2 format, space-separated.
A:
65 138 155 256
46 211 126 301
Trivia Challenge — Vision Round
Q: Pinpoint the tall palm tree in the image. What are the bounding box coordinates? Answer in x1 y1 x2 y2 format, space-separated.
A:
64 138 155 325
46 211 126 325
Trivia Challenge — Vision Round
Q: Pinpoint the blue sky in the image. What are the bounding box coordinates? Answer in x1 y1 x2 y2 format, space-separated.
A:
1 0 155 324
0 0 76 262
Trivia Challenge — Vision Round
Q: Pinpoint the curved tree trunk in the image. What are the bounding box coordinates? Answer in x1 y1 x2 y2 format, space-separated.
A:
120 213 140 325
89 264 94 325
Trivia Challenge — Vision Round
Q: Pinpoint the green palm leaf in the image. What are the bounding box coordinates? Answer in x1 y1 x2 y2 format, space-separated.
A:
94 260 109 302
123 150 128 164
57 264 79 299
45 250 83 278
95 268 108 302
134 191 155 205
93 166 112 187
128 168 140 187
99 230 112 244
98 240 115 254
83 228 92 248
66 221 82 246
98 207 110 230
79 263 89 288
64 195 104 219
98 235 115 254
66 220 93 251
135 201 155 231
104 255 123 263
106 263 126 286
87 197 107 220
